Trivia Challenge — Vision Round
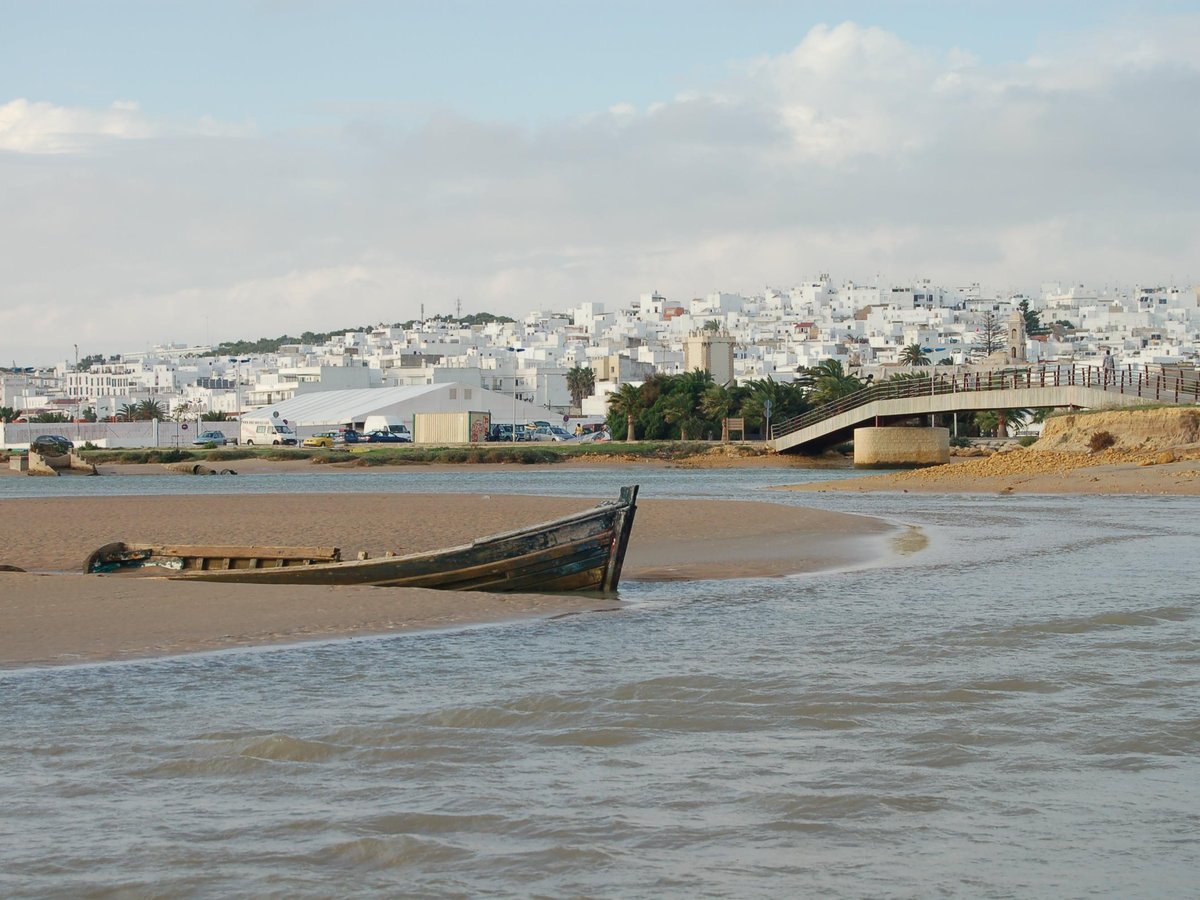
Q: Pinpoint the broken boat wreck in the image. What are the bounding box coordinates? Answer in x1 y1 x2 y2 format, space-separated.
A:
84 486 639 594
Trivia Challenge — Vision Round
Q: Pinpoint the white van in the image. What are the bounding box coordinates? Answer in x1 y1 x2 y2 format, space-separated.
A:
241 420 298 445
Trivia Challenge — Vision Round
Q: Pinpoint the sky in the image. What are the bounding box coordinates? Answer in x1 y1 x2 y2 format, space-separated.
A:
2 0 1198 365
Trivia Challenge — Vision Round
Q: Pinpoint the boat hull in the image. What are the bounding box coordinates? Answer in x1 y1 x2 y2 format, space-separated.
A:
84 486 638 594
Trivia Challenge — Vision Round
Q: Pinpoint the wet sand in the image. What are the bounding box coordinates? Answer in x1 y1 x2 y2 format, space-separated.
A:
0 493 892 668
787 452 1200 496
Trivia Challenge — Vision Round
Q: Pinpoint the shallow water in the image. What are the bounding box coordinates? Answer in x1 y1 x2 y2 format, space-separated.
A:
2 469 1198 898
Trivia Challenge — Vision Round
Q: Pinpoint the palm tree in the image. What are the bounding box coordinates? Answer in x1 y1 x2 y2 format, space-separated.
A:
661 392 700 441
700 382 747 440
883 370 930 383
738 378 779 435
675 369 714 406
136 398 165 421
0 406 17 423
736 377 812 438
797 359 863 406
659 370 715 440
975 408 1032 438
898 343 930 366
565 366 596 412
607 383 644 441
116 402 137 422
700 383 737 423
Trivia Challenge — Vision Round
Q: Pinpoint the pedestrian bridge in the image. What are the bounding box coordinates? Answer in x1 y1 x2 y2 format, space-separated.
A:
770 363 1200 454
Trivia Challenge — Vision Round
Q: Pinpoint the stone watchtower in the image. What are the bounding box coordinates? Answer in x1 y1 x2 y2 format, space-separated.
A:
1007 310 1027 363
684 331 735 383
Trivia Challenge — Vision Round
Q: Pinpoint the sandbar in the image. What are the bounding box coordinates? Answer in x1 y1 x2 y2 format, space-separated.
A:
0 493 891 668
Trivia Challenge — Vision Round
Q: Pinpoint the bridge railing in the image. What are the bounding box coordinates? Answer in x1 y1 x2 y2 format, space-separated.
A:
771 362 1200 441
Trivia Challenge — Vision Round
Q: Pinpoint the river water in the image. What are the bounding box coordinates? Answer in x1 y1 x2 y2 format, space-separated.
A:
2 467 1198 898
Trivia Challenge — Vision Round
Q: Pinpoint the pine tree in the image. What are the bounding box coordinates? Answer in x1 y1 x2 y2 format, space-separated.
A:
973 312 1006 357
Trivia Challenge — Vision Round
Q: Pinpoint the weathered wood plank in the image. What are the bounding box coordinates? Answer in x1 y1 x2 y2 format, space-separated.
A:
151 544 340 561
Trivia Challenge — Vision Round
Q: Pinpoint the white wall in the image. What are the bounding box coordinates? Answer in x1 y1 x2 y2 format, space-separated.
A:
1 421 239 449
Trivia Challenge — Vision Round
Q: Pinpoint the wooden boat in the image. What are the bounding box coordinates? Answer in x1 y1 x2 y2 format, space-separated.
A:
83 485 638 594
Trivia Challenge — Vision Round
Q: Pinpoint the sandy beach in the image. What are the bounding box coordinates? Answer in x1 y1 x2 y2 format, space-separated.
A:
0 490 892 668
788 449 1200 496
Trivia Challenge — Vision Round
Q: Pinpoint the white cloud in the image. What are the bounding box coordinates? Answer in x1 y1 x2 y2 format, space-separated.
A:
0 99 154 154
0 98 252 154
3 15 1200 363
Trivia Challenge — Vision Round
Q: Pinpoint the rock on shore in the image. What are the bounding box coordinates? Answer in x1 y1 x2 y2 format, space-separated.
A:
1035 406 1200 454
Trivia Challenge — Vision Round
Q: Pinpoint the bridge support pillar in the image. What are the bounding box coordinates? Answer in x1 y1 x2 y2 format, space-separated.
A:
854 427 949 467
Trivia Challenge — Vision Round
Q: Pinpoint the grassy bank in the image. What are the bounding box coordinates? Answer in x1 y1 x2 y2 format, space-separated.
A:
69 441 770 467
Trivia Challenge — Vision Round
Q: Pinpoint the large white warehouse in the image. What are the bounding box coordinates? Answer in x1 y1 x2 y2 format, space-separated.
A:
241 382 559 438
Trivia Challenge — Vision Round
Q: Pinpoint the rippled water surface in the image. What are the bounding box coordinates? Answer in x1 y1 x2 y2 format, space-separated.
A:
3 468 1199 898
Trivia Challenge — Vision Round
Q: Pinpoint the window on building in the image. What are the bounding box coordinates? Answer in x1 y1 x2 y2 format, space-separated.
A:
449 388 457 399
464 389 472 400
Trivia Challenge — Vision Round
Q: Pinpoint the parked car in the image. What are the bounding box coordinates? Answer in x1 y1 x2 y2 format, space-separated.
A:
302 431 341 449
575 429 612 443
364 429 412 443
341 429 362 444
488 424 530 442
30 434 73 455
193 430 229 446
529 425 575 442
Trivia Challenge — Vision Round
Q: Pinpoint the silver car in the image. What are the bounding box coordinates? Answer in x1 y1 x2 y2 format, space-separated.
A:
193 430 229 446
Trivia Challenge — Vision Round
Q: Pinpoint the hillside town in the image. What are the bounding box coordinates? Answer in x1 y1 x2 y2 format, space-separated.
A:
2 276 1197 445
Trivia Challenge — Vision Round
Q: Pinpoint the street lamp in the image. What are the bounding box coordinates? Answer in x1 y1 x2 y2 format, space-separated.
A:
506 347 525 443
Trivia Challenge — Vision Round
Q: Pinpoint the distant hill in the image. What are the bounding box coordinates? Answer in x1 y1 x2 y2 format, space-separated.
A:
213 313 515 357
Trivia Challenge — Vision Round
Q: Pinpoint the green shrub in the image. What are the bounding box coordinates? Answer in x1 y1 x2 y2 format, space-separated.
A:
1017 435 1038 447
517 448 557 464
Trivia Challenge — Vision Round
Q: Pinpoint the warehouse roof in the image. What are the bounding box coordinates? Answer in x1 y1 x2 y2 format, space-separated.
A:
242 384 445 426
